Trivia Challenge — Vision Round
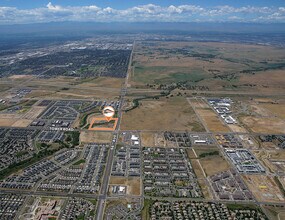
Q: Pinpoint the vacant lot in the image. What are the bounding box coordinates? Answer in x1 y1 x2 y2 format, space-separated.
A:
109 177 141 196
12 119 33 127
260 103 285 120
194 147 231 176
141 132 155 146
195 108 230 132
23 106 46 120
241 116 285 134
121 97 205 131
80 131 112 143
0 118 18 126
242 175 285 203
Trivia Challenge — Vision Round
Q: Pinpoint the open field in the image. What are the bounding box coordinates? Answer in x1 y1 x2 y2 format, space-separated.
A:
121 96 205 131
198 178 212 199
239 70 285 93
19 76 122 100
23 106 46 120
109 177 141 196
141 132 155 147
195 108 230 132
131 41 285 94
0 103 46 127
190 159 205 179
194 147 231 176
241 116 285 134
80 131 112 143
260 102 285 120
186 148 197 159
228 124 247 133
0 118 18 126
188 97 230 132
242 175 285 203
11 119 33 127
237 99 285 134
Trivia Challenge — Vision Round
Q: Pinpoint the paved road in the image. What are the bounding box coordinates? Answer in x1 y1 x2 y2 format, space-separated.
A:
95 42 135 220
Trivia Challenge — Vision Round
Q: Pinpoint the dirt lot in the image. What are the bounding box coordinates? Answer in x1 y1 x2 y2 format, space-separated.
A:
11 119 33 127
0 118 18 126
241 116 285 134
242 175 285 203
80 131 112 143
109 177 141 196
23 106 46 120
121 97 205 131
141 132 155 147
228 124 247 133
239 135 259 150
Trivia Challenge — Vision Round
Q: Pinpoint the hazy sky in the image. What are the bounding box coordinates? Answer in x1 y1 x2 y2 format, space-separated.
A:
0 0 284 24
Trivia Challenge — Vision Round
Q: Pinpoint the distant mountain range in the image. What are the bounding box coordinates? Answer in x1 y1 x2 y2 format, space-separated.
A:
1 22 285 35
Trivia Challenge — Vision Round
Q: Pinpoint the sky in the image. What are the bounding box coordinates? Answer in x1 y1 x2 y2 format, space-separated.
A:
0 0 284 24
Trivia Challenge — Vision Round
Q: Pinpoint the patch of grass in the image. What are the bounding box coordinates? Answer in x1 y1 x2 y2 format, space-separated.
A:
141 199 153 220
16 150 29 158
65 131 80 146
88 199 97 206
190 121 206 132
166 71 205 83
227 203 257 210
75 214 85 220
73 159 86 166
199 151 219 158
79 108 100 128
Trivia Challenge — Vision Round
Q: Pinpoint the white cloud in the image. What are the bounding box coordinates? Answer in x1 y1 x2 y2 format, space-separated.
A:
47 2 63 11
0 2 284 24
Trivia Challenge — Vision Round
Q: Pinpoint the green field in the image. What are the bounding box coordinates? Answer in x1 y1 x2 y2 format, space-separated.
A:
134 66 206 84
